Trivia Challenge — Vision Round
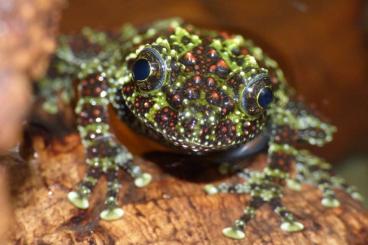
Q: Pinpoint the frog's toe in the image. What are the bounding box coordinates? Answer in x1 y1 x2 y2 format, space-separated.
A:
342 184 364 202
100 207 124 221
351 192 364 202
68 191 89 209
204 184 219 195
321 197 340 208
134 172 152 187
286 178 302 191
222 226 246 240
117 159 153 188
280 220 304 232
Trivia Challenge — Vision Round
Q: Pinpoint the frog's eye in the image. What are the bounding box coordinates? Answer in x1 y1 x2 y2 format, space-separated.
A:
132 59 150 81
240 73 273 115
257 87 273 108
131 47 166 91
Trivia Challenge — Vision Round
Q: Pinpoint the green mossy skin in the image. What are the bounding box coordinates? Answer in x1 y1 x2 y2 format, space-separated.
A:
39 18 362 240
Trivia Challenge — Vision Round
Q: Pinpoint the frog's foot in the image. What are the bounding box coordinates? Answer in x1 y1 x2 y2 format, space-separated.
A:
68 142 152 221
289 149 364 207
204 169 304 240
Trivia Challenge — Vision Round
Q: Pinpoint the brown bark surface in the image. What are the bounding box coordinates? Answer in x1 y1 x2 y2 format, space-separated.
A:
4 135 368 244
0 161 11 245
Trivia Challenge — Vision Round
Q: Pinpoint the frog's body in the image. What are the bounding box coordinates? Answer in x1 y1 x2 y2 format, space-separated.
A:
38 19 362 239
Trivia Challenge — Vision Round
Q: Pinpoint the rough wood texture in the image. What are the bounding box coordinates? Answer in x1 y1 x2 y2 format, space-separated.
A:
0 0 65 151
0 161 11 245
4 135 368 244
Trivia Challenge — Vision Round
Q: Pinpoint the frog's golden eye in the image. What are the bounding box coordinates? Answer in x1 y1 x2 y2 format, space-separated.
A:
131 47 166 91
240 73 273 116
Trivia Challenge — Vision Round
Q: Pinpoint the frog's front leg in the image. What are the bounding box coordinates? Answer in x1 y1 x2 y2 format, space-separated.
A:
67 73 152 220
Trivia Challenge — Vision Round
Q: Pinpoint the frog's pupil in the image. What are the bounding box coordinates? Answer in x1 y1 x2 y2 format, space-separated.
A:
258 88 273 108
133 59 150 81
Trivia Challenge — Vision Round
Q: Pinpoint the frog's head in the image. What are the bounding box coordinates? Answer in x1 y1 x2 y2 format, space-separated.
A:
121 27 274 152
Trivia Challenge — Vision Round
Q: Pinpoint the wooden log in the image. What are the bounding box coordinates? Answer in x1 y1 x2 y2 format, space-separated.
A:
0 159 11 244
4 135 368 244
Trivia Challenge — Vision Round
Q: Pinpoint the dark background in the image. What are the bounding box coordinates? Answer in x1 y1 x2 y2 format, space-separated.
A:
59 0 368 201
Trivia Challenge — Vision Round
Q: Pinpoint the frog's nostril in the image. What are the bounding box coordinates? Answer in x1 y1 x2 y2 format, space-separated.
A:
132 59 150 81
257 87 273 108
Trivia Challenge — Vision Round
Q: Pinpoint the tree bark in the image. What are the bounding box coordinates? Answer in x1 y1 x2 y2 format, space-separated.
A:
3 135 368 244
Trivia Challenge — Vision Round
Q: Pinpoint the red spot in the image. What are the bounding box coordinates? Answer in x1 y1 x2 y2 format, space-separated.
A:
216 60 228 69
207 49 218 59
95 87 102 94
93 109 101 116
270 74 278 85
207 77 216 86
241 48 249 55
184 52 196 64
209 65 216 73
193 75 201 84
122 83 134 96
219 31 231 39
210 91 220 101
173 94 181 102
167 26 175 33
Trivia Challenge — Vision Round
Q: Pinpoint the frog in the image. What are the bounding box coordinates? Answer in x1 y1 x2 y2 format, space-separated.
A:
36 18 363 240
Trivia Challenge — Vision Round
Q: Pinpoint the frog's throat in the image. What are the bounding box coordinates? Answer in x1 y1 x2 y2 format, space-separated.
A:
200 133 269 163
